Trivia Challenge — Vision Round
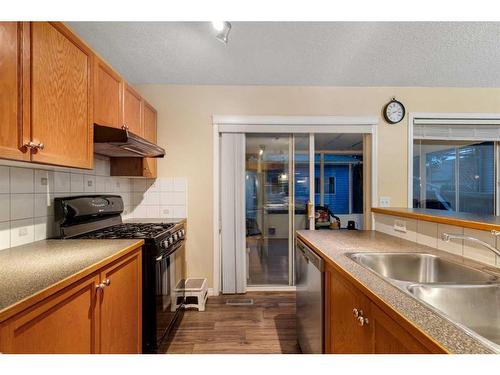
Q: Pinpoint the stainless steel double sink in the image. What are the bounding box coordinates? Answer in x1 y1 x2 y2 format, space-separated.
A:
347 252 500 351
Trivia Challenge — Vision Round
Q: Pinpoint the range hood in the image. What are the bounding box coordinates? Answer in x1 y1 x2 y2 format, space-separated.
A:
93 124 165 158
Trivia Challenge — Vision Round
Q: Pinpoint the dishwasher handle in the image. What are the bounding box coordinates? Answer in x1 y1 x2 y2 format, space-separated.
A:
297 239 323 271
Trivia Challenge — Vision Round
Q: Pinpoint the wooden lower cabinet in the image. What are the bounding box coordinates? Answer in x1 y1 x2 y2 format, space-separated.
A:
325 263 442 354
99 250 142 354
0 247 142 354
0 274 99 354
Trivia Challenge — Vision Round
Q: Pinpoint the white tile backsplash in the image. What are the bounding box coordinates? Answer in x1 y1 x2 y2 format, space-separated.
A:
0 157 187 250
0 222 10 250
0 194 10 222
0 166 10 193
54 172 71 193
375 212 499 268
34 170 54 194
10 167 33 193
70 173 84 193
10 218 35 247
11 194 34 220
83 175 96 193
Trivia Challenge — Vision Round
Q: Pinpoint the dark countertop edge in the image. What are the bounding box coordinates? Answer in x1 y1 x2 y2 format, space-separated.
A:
372 207 500 232
0 239 144 323
296 230 496 354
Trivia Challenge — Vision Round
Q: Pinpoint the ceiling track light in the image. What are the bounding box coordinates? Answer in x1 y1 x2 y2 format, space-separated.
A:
211 21 232 44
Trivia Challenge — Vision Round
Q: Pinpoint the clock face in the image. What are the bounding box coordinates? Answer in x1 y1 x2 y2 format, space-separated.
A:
384 100 405 124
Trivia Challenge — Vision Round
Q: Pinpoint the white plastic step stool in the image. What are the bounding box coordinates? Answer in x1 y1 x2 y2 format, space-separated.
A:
173 278 208 312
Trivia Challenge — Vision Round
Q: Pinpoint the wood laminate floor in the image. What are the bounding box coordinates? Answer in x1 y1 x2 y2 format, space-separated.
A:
160 292 301 354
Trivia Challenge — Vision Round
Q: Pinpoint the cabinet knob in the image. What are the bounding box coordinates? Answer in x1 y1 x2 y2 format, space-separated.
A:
96 278 111 290
352 308 363 318
23 141 37 150
36 142 44 150
357 316 369 326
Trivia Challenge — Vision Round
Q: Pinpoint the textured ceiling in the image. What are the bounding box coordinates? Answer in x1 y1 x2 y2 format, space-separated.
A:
68 22 500 87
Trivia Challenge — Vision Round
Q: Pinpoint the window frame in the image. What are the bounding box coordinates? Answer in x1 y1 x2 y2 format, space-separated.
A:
408 113 500 216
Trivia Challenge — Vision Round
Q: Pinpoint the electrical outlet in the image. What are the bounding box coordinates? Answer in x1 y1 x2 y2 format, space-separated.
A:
394 219 407 233
40 177 48 186
379 196 391 207
18 227 28 237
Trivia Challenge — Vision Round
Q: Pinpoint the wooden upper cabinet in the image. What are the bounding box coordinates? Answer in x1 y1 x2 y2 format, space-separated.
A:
0 274 99 354
123 83 143 136
99 249 141 354
93 57 123 129
30 22 93 169
142 100 158 178
0 22 30 161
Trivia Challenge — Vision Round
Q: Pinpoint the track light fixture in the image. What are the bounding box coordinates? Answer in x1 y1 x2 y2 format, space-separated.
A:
211 21 232 44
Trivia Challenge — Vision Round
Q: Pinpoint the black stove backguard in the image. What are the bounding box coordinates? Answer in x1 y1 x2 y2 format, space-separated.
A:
55 195 124 238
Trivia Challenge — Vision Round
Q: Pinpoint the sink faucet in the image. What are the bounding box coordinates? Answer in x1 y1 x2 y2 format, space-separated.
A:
442 231 500 258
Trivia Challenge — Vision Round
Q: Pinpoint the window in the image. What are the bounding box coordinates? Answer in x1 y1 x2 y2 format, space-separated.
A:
413 140 496 215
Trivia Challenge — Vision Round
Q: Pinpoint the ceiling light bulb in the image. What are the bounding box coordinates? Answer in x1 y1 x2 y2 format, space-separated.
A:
211 21 232 44
211 21 225 32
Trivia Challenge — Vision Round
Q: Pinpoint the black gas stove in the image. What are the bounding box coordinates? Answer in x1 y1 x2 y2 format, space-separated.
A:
54 195 186 353
76 223 176 240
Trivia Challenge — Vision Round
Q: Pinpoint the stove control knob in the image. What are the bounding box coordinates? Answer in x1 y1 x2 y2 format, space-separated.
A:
173 233 178 241
181 229 185 237
169 236 174 245
178 231 184 239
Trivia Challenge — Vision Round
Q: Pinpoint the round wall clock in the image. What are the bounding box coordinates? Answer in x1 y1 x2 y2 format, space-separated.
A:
383 98 405 124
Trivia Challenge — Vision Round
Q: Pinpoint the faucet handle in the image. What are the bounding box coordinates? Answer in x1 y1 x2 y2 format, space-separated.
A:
491 230 500 236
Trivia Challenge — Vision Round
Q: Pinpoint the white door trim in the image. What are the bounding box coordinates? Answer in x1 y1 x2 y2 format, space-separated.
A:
212 115 378 296
407 112 500 208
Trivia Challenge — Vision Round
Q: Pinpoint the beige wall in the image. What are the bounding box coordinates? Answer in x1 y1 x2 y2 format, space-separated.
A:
135 85 500 287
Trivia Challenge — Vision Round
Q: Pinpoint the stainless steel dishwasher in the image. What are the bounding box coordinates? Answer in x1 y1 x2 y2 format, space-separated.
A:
295 238 324 354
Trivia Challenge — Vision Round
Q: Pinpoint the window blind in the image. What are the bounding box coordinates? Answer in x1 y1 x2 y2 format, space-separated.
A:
413 118 500 141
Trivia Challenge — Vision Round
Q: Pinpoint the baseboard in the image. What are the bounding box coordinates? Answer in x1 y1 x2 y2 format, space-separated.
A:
246 285 296 292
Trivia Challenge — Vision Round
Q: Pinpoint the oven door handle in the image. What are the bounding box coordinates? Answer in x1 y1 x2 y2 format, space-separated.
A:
156 240 185 261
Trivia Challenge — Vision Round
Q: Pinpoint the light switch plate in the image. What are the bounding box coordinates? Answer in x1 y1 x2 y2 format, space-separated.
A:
379 196 391 207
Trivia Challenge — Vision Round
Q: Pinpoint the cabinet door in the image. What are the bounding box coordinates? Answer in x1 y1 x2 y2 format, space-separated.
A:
0 274 100 354
142 100 157 178
327 267 373 353
99 248 142 354
0 22 30 161
30 22 93 169
123 83 142 136
94 57 123 128
371 303 429 354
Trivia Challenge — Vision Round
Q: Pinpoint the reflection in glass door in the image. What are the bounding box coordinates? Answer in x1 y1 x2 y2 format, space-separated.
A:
245 134 291 285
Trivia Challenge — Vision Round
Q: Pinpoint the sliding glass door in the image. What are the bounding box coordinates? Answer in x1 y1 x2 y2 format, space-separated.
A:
244 132 365 286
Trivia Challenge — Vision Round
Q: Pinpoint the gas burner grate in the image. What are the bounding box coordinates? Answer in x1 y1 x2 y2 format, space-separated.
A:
76 222 176 239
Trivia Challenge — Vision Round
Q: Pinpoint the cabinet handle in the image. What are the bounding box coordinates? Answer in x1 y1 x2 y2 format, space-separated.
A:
357 316 369 326
35 142 44 150
96 278 111 290
122 124 129 130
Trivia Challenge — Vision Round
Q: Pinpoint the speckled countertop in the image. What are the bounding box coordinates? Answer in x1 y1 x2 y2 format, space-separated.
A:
124 218 187 225
297 229 499 354
0 239 143 319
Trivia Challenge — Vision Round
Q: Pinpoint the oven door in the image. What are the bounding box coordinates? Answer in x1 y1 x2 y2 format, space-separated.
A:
155 241 185 345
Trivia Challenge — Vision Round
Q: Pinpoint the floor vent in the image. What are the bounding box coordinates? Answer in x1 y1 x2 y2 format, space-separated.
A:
226 299 254 306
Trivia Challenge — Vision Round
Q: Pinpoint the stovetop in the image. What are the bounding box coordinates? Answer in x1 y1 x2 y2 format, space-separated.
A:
75 222 176 240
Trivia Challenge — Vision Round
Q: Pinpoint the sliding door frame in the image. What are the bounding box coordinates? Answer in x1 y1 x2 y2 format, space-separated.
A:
212 115 378 295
